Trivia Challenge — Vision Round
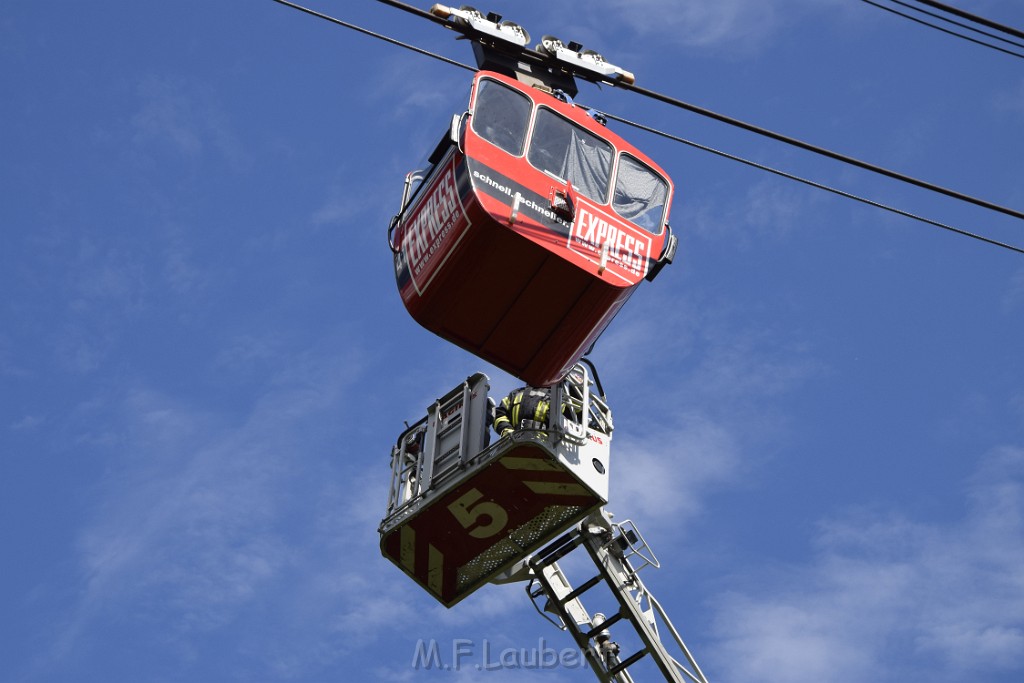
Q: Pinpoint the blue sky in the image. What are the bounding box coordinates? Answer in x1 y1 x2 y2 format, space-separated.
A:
2 1 1023 681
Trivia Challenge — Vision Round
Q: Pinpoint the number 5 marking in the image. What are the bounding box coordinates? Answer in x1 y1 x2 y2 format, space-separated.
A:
447 488 509 539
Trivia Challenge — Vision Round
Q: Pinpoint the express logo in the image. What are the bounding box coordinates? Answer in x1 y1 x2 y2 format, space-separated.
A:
568 201 651 282
402 161 469 294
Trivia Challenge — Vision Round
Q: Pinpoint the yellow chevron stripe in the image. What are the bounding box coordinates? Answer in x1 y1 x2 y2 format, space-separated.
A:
524 481 591 497
399 525 416 572
427 543 444 596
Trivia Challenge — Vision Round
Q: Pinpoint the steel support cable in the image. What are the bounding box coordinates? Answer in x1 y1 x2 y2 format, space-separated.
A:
859 0 1024 58
358 0 1024 222
884 0 1024 50
615 80 1024 222
909 0 1024 41
593 109 1024 255
346 0 1024 222
271 0 1024 242
268 0 474 72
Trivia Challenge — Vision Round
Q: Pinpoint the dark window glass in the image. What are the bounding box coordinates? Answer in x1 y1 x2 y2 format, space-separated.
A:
471 79 532 156
612 154 668 233
528 107 613 203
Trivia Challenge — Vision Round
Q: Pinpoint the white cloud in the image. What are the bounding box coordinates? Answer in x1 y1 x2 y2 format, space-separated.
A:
215 332 284 372
611 413 742 530
714 598 868 683
590 280 822 540
48 237 152 374
994 78 1024 115
683 174 823 247
68 245 148 315
130 76 247 168
9 413 44 431
161 227 209 296
1001 266 1024 312
683 331 820 411
311 175 364 227
708 446 1024 683
0 333 28 378
585 0 845 53
74 387 298 628
131 76 203 157
30 338 377 676
609 0 772 48
374 55 469 123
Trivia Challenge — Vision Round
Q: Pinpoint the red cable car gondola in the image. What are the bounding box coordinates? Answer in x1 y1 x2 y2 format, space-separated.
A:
390 34 677 387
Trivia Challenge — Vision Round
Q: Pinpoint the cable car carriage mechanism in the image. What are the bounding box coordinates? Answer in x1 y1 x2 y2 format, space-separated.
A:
390 6 679 387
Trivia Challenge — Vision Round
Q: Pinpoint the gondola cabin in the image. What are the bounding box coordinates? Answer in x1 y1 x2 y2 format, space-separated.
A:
391 68 677 387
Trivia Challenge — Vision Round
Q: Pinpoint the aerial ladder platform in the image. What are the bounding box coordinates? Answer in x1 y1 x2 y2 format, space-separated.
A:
515 510 710 683
378 364 710 682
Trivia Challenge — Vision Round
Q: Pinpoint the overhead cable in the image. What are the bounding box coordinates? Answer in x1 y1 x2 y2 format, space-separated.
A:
593 109 1024 255
612 79 1024 221
268 0 1024 253
908 0 1024 40
859 0 1024 59
885 0 1024 50
364 0 1024 221
268 0 474 72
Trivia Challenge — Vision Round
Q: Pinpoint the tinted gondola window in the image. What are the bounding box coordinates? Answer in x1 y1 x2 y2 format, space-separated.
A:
472 79 532 156
528 107 612 203
612 154 668 233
